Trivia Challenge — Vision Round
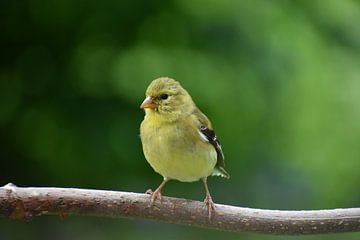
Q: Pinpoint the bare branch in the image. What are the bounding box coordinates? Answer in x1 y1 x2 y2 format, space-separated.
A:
1 183 359 235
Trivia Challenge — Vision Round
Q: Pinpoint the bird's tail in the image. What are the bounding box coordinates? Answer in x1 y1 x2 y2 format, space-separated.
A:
212 166 230 179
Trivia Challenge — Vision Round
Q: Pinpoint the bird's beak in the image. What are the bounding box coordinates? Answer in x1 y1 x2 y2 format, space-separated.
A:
140 96 157 109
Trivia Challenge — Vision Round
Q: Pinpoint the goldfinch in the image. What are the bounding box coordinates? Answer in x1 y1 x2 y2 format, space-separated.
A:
140 77 229 218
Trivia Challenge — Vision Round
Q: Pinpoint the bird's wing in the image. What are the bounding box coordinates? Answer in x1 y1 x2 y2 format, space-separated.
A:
192 108 230 178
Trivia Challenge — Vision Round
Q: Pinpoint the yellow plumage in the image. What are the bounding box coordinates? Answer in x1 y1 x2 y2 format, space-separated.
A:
141 113 217 182
139 77 229 218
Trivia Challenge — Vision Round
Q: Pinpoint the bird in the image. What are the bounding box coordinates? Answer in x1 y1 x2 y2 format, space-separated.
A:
139 77 229 218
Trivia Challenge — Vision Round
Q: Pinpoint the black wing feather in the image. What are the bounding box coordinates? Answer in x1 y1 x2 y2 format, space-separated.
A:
200 125 229 178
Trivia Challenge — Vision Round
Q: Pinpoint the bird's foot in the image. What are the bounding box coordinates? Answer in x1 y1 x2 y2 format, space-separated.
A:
145 188 162 205
145 189 153 195
204 194 215 220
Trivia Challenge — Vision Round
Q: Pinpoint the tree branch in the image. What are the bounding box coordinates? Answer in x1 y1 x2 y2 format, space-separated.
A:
1 183 359 235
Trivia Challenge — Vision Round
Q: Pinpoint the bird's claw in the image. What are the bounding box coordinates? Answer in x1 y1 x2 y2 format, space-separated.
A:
145 189 153 195
145 188 162 205
204 194 215 220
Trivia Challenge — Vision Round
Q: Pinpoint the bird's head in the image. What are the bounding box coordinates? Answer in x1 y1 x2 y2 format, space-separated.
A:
140 77 195 121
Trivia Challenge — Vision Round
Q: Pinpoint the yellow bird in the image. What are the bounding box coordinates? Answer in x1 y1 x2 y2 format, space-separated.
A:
140 77 229 217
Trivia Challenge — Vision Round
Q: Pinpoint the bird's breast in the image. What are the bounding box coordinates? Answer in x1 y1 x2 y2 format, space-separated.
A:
140 119 217 182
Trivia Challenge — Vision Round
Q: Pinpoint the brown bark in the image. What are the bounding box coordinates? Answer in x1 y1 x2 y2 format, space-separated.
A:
1 183 360 235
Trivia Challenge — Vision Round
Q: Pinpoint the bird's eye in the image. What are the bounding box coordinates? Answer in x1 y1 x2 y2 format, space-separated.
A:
160 94 168 100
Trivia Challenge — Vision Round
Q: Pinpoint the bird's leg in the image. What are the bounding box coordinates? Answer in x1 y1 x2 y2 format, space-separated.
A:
146 178 169 204
201 177 215 219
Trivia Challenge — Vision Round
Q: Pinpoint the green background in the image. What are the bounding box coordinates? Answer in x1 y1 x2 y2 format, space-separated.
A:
1 0 360 239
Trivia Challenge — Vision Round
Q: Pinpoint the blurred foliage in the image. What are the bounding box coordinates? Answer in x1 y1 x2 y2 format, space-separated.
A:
1 0 360 239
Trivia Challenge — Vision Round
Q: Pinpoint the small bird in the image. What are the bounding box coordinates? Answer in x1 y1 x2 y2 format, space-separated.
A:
139 77 229 218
